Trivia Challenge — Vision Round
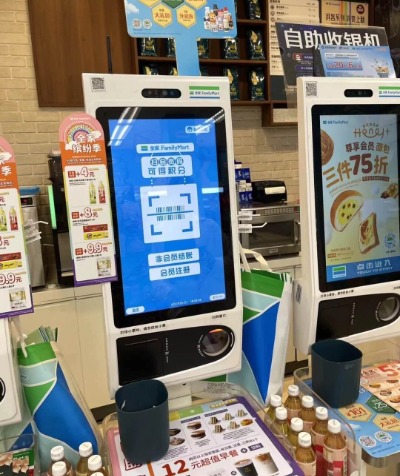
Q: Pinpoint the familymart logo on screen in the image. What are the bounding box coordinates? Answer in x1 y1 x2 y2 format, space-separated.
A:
189 86 220 99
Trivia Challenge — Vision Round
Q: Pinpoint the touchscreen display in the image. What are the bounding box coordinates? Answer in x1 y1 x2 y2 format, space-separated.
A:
96 106 235 325
313 106 400 291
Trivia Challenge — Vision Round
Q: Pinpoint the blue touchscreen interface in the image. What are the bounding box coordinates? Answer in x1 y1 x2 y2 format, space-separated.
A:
109 117 226 316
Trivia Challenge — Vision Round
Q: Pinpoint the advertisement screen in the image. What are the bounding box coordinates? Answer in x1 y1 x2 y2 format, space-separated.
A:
97 107 236 327
313 105 400 291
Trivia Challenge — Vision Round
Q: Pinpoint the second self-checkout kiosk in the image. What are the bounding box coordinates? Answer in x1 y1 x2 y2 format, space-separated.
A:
82 74 243 396
295 77 400 355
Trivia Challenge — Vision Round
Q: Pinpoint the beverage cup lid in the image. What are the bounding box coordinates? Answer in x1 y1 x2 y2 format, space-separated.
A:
316 406 328 420
328 419 341 434
88 455 102 471
288 384 299 397
270 394 282 408
52 462 67 476
291 417 303 432
275 406 287 421
50 446 64 461
301 395 314 408
79 442 93 457
298 432 312 448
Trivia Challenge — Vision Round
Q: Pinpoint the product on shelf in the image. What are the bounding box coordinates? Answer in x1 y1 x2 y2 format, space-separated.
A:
169 66 178 76
249 67 265 100
142 64 159 75
271 406 289 440
76 442 93 476
223 67 240 101
246 0 262 19
139 38 158 57
295 432 316 476
247 29 265 60
311 406 328 476
87 455 108 476
223 38 240 59
47 446 74 476
200 66 209 76
167 38 176 57
197 38 209 58
284 385 302 422
323 419 347 476
288 417 304 449
266 394 282 422
300 395 316 433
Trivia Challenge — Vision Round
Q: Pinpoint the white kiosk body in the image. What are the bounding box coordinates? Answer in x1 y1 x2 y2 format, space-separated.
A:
295 77 400 355
83 74 243 397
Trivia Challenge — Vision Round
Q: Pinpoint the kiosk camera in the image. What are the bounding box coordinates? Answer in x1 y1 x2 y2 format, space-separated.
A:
295 77 400 355
82 74 243 397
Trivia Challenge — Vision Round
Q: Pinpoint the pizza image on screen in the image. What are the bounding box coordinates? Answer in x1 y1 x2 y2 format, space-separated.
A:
330 190 364 232
359 212 379 254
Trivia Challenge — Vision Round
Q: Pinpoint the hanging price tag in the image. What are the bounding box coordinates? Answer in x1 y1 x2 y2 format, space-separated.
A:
0 138 33 318
59 113 117 286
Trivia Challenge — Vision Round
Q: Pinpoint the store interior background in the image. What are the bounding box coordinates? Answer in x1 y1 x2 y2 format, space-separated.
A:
0 1 299 255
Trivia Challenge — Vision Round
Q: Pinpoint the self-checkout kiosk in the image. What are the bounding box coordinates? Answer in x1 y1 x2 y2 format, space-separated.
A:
82 74 243 397
294 77 400 355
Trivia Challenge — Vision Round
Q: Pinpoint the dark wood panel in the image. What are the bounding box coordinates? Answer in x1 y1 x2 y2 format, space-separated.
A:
28 0 133 107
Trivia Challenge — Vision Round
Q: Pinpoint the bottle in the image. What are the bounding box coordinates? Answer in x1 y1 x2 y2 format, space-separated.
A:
76 442 93 476
300 395 316 432
87 455 108 476
323 419 347 476
288 417 303 449
52 462 67 476
311 407 329 476
9 206 18 231
89 182 96 204
0 207 7 231
266 394 282 422
98 181 105 204
295 432 316 476
284 385 302 422
47 446 74 476
271 406 289 441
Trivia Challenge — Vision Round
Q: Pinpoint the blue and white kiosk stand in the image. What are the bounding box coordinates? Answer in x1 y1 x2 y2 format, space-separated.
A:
295 77 400 474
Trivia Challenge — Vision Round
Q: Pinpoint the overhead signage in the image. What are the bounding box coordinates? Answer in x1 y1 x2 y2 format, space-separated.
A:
276 23 389 88
124 0 236 75
59 113 117 286
0 138 33 318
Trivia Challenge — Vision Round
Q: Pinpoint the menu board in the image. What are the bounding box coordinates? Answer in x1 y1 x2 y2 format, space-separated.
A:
106 396 302 476
316 111 400 285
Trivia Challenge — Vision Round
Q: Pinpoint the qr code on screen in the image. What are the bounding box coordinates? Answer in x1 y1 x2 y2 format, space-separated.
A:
305 81 317 97
91 77 105 92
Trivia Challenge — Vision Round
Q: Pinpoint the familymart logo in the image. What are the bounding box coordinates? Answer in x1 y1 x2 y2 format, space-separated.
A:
379 86 400 97
189 85 220 99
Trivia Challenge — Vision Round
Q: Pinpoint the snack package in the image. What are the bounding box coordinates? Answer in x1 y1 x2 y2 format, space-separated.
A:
246 0 262 19
167 38 176 57
247 29 265 60
223 38 240 59
142 64 159 75
169 66 178 76
197 38 209 58
200 66 209 76
249 68 265 100
140 38 158 57
223 67 240 101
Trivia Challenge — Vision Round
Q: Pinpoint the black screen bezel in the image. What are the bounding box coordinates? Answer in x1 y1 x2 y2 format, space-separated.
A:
312 104 400 292
96 106 236 328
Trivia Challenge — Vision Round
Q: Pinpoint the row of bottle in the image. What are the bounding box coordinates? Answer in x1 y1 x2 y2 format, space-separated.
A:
0 206 18 232
47 444 108 476
268 386 347 476
89 181 106 205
